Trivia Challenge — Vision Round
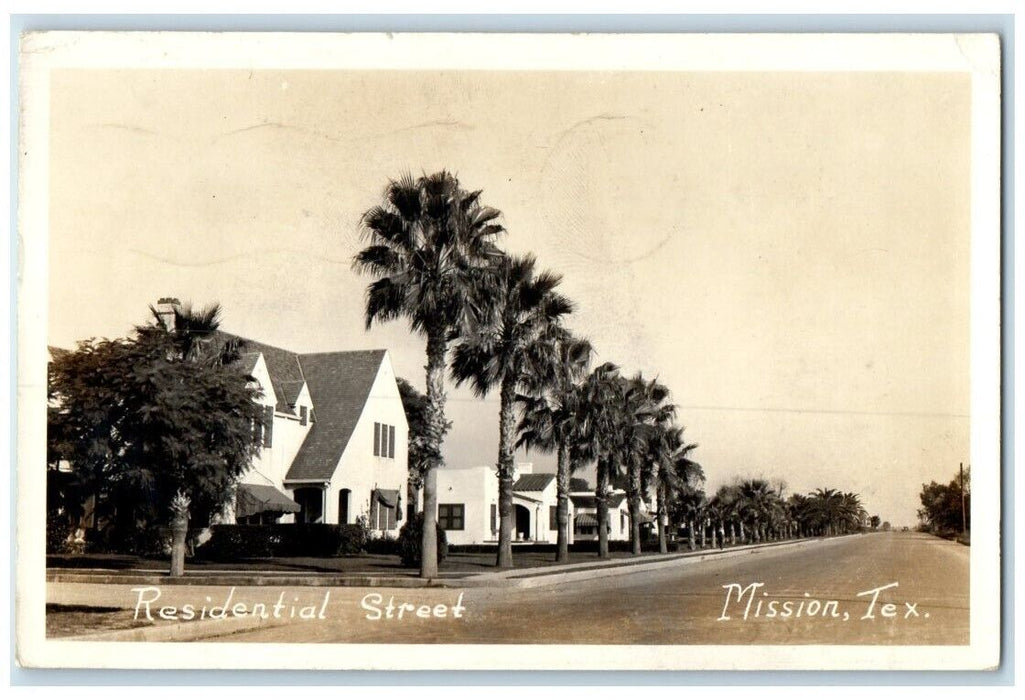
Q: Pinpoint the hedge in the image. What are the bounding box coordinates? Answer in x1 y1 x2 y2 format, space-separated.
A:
197 523 369 560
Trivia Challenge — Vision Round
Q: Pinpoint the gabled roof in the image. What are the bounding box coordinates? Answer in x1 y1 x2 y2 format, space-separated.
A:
212 331 305 414
512 473 556 492
284 349 387 482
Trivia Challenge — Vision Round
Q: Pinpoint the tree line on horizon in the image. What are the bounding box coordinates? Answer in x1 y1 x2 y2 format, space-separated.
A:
354 170 874 576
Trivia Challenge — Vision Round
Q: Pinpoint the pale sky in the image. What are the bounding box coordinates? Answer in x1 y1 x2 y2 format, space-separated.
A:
46 68 971 526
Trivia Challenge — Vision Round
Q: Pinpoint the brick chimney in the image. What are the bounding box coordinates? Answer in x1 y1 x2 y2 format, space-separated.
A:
155 297 181 332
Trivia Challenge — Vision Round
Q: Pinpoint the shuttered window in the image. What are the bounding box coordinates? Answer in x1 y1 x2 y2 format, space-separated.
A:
549 505 559 531
490 504 497 534
373 423 396 458
299 405 308 426
262 405 274 448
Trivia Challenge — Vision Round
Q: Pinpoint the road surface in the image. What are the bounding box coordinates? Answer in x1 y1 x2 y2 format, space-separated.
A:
201 531 968 645
50 532 969 645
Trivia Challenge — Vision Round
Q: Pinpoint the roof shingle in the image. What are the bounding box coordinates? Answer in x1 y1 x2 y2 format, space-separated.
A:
284 349 386 482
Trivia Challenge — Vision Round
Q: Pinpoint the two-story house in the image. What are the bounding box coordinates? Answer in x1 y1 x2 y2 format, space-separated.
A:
202 326 409 537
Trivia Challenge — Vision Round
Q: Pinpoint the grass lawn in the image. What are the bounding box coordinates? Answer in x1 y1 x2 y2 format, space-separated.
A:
46 604 151 638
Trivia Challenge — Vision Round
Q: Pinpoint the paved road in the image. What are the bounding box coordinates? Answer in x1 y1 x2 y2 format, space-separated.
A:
51 532 969 645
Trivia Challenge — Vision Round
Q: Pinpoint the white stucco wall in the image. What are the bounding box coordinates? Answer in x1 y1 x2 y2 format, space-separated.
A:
435 465 498 545
324 351 408 534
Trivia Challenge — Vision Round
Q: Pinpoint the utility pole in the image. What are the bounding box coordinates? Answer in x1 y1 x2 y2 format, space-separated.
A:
960 462 967 535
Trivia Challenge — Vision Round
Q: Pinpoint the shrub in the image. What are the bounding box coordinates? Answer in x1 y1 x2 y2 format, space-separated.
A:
364 534 401 555
196 523 370 560
397 513 447 567
46 512 77 554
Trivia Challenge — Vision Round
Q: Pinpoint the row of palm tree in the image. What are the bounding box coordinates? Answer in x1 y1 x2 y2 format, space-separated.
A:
353 171 700 573
669 480 869 550
352 171 867 576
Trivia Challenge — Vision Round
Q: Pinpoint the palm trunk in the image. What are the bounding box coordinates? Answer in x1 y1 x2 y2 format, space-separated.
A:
688 518 696 550
420 331 449 579
738 520 745 543
555 441 570 562
495 376 517 569
700 519 706 548
627 462 642 556
656 481 668 554
730 521 737 546
596 460 610 559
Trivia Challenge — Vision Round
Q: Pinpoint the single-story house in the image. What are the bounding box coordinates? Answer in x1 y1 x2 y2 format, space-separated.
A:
434 463 573 545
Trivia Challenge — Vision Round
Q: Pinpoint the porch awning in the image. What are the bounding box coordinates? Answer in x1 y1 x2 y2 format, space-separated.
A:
638 511 654 524
575 513 598 527
236 483 301 518
374 488 400 509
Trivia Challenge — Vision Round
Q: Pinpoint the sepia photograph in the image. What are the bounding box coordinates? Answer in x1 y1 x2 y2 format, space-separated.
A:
15 31 1002 671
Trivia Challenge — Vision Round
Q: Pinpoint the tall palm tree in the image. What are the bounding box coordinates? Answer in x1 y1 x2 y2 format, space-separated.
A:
516 331 593 562
624 375 676 555
644 423 702 554
451 254 574 568
575 361 624 559
353 171 505 578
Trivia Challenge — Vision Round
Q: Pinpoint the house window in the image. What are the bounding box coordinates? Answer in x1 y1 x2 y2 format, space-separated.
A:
439 503 465 531
374 422 396 458
490 504 497 534
549 505 559 531
299 405 308 426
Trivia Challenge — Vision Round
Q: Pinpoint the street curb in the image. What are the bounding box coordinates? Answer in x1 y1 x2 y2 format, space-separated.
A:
46 571 467 588
494 534 863 589
47 535 865 590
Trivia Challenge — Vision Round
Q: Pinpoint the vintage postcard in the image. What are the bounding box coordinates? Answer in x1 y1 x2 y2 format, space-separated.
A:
16 32 1002 671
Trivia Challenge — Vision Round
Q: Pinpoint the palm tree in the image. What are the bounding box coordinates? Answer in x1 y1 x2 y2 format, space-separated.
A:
602 374 673 556
575 361 625 559
711 484 740 547
516 331 593 562
644 423 702 553
737 479 777 543
353 171 505 578
451 254 574 568
672 486 706 551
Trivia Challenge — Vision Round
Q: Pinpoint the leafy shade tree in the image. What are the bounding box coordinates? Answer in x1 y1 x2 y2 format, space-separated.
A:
516 331 593 562
47 320 265 553
870 515 882 530
353 171 505 578
917 472 970 534
452 254 574 568
397 377 431 520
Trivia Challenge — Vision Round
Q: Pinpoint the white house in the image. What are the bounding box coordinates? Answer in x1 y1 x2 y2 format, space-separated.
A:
202 326 409 537
570 489 636 542
434 463 571 546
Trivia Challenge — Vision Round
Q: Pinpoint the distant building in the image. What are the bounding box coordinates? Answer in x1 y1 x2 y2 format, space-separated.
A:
434 463 572 545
